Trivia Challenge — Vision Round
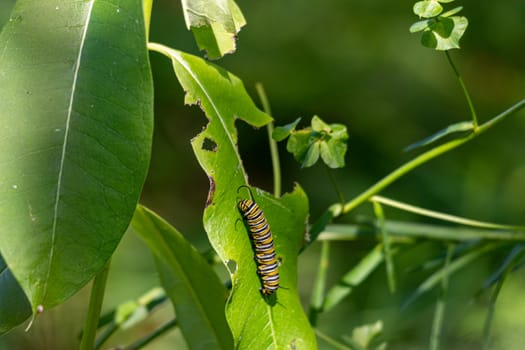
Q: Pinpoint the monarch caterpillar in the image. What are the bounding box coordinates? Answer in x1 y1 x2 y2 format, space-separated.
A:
237 186 280 296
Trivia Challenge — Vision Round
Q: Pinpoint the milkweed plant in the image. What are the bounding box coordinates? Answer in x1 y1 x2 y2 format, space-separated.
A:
0 0 524 349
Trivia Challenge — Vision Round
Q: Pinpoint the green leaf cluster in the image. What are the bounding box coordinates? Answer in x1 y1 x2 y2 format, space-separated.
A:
274 116 349 168
410 0 468 50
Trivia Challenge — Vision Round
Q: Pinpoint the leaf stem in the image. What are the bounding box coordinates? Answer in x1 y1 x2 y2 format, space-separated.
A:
80 260 111 350
309 240 330 326
124 318 178 350
255 83 281 197
373 201 396 293
445 51 478 129
429 244 454 350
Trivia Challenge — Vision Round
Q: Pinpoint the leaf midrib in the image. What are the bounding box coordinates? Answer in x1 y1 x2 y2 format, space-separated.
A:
43 0 95 305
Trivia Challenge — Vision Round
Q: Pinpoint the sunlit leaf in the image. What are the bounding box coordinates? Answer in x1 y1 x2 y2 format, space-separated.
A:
149 43 317 349
413 1 443 18
181 0 246 59
0 0 153 319
421 16 468 50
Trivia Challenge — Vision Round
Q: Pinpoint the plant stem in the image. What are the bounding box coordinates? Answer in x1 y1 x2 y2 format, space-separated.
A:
445 51 478 129
255 83 281 197
339 98 525 218
80 260 111 350
373 201 396 293
124 318 178 350
429 244 454 350
315 329 356 350
309 240 330 325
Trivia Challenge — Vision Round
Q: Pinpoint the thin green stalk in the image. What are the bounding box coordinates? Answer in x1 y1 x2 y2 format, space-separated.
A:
315 329 356 350
482 245 525 350
309 241 330 326
445 51 478 129
429 244 454 350
124 318 178 350
325 167 345 205
255 83 281 197
80 260 111 350
340 98 525 217
373 201 396 293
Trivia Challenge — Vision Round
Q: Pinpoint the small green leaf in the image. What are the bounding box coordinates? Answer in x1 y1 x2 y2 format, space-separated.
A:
437 0 455 3
441 6 463 17
404 121 474 152
287 130 314 165
303 142 321 168
413 1 443 18
182 0 246 59
422 16 468 50
273 117 301 141
410 19 432 33
311 115 331 132
132 205 233 350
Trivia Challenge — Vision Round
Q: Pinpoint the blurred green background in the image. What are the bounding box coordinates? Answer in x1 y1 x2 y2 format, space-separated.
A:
1 0 525 349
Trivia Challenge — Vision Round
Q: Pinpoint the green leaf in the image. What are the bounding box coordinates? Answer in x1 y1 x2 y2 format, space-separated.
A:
0 254 32 335
303 142 321 168
311 115 331 132
320 124 348 168
422 16 468 50
287 130 315 166
285 116 348 168
413 1 443 18
441 6 463 17
272 117 301 141
0 0 153 316
182 0 246 59
132 205 233 349
148 43 315 348
404 121 474 152
410 19 432 33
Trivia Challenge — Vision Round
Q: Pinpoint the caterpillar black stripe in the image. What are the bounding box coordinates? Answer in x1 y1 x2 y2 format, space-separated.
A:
238 187 279 296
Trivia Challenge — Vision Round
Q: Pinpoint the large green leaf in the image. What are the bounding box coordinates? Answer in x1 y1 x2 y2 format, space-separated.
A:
148 43 317 349
0 254 32 335
181 0 246 59
131 205 233 349
0 0 153 317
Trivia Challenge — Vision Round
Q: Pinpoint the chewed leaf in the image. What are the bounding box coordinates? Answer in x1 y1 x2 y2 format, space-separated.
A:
182 0 246 59
151 43 316 348
404 121 474 152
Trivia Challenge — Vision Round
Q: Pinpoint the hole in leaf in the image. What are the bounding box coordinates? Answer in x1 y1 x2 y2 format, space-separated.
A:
202 137 218 152
226 259 238 274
